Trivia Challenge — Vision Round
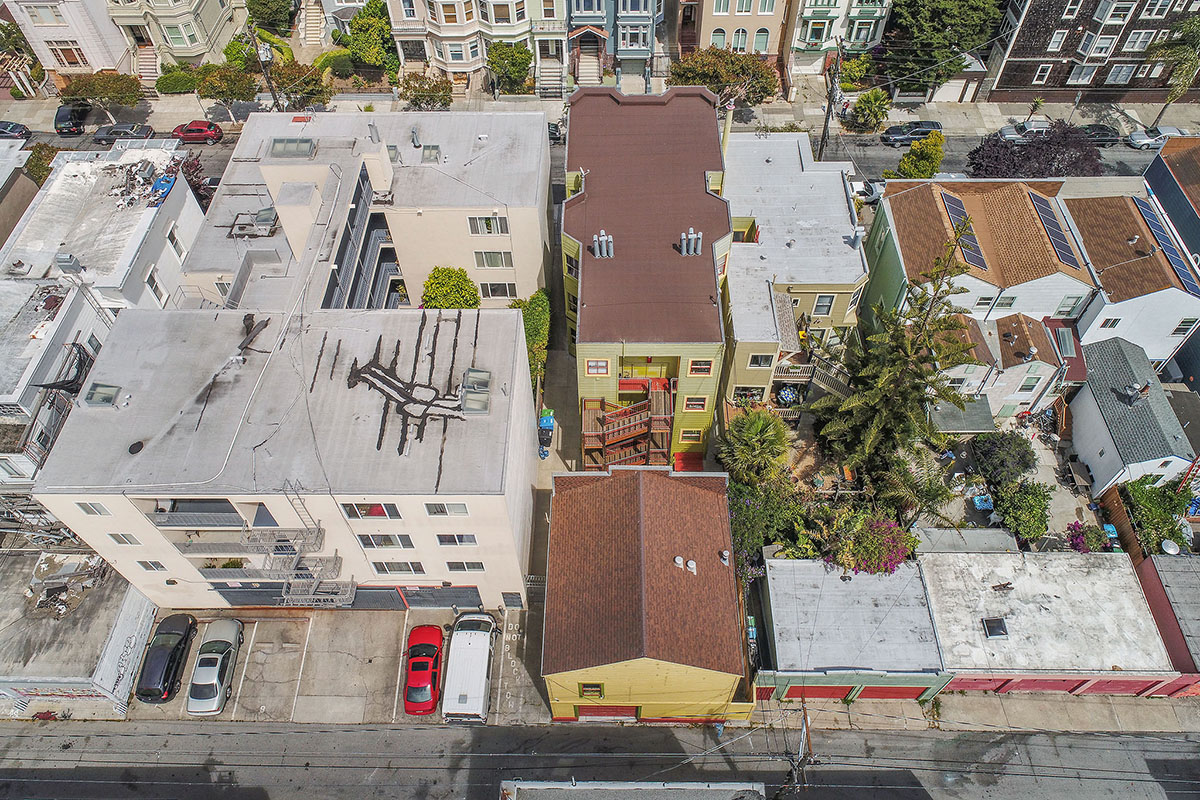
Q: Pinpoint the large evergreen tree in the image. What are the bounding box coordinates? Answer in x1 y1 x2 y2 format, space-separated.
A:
880 0 1000 91
809 235 976 477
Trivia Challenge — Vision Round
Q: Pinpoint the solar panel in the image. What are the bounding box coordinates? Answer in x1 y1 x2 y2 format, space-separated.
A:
1132 196 1200 297
1027 192 1081 269
940 191 988 271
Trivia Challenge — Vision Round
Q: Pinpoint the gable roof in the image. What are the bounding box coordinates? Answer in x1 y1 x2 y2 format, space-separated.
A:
543 468 745 677
1064 195 1182 302
947 314 996 367
885 181 1093 290
994 313 1061 369
1082 337 1195 465
1160 137 1200 216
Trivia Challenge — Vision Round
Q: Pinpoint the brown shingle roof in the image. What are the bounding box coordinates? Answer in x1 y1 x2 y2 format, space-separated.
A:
957 314 996 367
995 313 1061 369
1064 195 1181 303
564 88 730 344
885 181 1093 290
1162 138 1200 217
543 468 745 677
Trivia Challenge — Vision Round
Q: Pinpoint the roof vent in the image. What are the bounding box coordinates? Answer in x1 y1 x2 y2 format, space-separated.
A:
411 126 421 148
461 368 492 415
686 559 697 575
128 440 144 455
232 207 279 237
55 252 82 274
1121 383 1150 407
674 555 684 569
982 616 1008 639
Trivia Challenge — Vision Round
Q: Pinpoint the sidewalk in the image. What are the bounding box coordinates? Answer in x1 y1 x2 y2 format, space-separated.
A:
750 692 1200 733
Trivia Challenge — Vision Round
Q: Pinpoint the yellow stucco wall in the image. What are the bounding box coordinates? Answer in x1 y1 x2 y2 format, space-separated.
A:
544 657 752 721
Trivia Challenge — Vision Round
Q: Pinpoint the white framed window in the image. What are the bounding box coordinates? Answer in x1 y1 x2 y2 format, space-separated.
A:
438 534 477 545
1125 30 1155 50
447 561 484 571
852 20 874 41
573 0 598 11
145 266 166 306
1092 35 1116 56
76 501 110 516
1048 30 1067 50
433 41 444 58
1033 64 1053 84
1056 295 1083 317
620 0 647 11
713 0 728 12
214 281 231 297
1172 318 1198 336
805 20 828 42
0 459 24 478
680 429 703 443
441 1 458 20
948 377 966 389
515 0 525 18
47 39 87 66
138 560 167 571
357 533 414 548
758 0 774 11
748 353 773 368
586 359 609 375
1107 64 1136 83
403 0 417 17
975 296 995 308
83 382 120 406
995 296 1016 308
688 359 714 376
474 250 514 269
1067 64 1098 84
469 39 479 58
1018 376 1041 393
753 28 769 52
1142 0 1170 17
425 502 469 516
181 21 199 44
731 27 747 51
373 561 425 574
1099 0 1134 21
1137 63 1150 77
342 502 402 519
711 28 726 47
619 24 649 48
27 5 66 24
1062 0 1080 16
1100 317 1121 328
683 396 708 411
480 282 517 298
1151 61 1165 77
543 0 555 16
163 25 185 47
109 533 140 545
813 294 835 315
735 0 751 12
493 2 510 20
448 43 464 61
167 222 186 260
1078 31 1096 54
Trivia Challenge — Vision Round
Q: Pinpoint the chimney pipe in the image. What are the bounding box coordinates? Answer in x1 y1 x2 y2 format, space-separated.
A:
593 234 600 257
606 234 614 258
695 231 703 254
599 229 608 258
680 232 688 253
687 227 696 256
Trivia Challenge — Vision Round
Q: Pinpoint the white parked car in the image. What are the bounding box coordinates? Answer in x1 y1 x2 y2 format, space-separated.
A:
186 618 243 716
998 119 1051 143
1127 126 1191 149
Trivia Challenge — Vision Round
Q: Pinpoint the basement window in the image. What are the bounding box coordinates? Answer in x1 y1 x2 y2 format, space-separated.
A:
982 617 1008 639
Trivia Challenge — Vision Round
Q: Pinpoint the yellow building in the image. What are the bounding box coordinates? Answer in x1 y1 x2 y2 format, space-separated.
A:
563 88 732 471
543 468 753 722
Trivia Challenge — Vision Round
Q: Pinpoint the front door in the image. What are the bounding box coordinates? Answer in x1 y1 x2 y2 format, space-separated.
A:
539 39 561 60
128 25 151 45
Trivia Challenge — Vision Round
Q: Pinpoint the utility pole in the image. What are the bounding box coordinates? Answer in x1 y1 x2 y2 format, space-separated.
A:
817 37 844 162
247 20 282 112
772 701 815 799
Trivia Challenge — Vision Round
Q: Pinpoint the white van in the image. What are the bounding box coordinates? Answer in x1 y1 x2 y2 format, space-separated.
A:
441 613 497 724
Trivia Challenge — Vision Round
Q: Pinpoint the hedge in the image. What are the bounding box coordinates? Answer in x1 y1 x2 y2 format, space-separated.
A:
156 71 198 94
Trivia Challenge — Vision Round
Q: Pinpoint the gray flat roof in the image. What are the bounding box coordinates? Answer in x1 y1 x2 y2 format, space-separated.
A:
501 782 765 799
763 558 943 673
916 527 1019 553
920 552 1173 673
0 553 129 679
0 145 183 287
1147 554 1200 668
0 280 70 401
36 308 523 496
723 133 865 344
930 396 995 434
0 140 29 187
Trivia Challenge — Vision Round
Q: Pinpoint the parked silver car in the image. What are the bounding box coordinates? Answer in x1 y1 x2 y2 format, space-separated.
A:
185 618 243 716
997 119 1051 143
1127 125 1190 149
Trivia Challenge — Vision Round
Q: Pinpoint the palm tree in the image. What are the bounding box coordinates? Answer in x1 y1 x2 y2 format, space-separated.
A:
878 447 957 530
1024 97 1044 122
852 88 892 132
717 409 794 485
1148 16 1200 127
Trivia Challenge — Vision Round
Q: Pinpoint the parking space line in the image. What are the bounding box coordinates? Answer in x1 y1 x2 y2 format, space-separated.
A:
391 608 409 723
290 616 314 723
230 620 259 720
492 607 510 725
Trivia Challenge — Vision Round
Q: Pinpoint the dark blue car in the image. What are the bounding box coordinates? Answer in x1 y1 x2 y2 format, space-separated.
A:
135 613 196 704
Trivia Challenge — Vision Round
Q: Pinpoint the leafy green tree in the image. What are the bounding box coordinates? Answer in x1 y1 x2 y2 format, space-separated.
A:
809 235 975 477
878 447 956 529
422 267 481 309
487 42 533 94
198 66 259 120
0 21 33 58
348 0 399 71
398 72 452 110
728 478 804 585
884 129 945 178
881 0 1000 91
851 88 891 131
510 289 550 386
1148 16 1200 127
994 480 1051 541
667 46 779 106
717 409 794 485
223 37 258 72
247 0 293 32
971 430 1037 488
1123 476 1190 554
60 73 142 122
270 61 333 109
840 54 872 86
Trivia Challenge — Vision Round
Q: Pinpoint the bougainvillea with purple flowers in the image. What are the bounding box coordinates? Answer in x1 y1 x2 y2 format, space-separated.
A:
824 518 919 575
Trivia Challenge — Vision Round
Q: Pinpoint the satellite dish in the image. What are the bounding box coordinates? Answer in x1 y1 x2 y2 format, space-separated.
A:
1163 540 1181 555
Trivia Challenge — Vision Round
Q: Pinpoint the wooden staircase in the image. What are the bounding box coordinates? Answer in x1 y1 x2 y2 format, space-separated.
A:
582 380 674 470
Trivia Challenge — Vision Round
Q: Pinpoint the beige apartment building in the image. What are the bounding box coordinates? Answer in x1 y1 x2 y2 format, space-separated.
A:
33 308 537 610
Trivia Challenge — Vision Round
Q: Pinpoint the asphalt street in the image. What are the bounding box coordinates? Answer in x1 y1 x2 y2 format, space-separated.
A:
0 722 1197 799
822 133 1160 179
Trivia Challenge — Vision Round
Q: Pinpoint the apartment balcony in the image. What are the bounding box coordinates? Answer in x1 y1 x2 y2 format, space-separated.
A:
174 538 254 556
532 18 567 32
198 554 342 581
393 17 427 30
241 525 325 553
582 380 674 470
147 511 245 528
282 578 356 607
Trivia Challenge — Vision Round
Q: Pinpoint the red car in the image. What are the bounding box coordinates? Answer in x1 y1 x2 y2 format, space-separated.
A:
403 625 444 715
171 120 223 145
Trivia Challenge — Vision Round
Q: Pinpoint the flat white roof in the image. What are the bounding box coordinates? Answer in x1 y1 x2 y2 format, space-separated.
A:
920 552 1173 673
722 133 866 344
0 280 70 401
0 145 183 289
35 308 525 496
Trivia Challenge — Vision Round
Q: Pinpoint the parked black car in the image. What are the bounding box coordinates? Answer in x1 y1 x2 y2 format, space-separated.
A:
93 123 155 145
135 613 197 704
1080 123 1122 148
880 120 943 146
53 102 90 136
0 121 31 139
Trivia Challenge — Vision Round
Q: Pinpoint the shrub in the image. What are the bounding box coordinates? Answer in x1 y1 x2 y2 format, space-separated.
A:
26 142 66 186
247 0 292 32
224 37 256 71
362 103 375 112
1123 476 1189 555
995 480 1051 541
156 70 197 94
8 87 22 100
255 27 294 61
29 62 44 83
1066 521 1109 553
421 267 480 309
971 431 1038 488
330 51 354 78
825 517 918 575
729 478 804 586
510 289 549 386
841 54 872 85
398 72 452 110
